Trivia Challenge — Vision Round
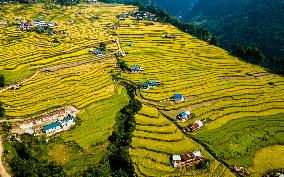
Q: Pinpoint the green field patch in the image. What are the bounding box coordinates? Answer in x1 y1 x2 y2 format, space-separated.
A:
62 86 129 148
195 114 284 167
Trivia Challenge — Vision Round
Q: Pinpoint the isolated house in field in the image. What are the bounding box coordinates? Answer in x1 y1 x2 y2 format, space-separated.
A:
10 85 20 90
0 21 7 26
172 94 185 102
139 82 150 90
177 111 193 122
95 49 103 55
130 65 144 73
185 120 204 132
126 42 133 46
164 34 175 39
172 151 204 170
139 80 162 90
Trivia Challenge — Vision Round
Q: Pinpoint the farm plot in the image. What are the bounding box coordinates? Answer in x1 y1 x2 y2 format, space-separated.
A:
130 104 234 177
0 61 116 118
0 4 136 84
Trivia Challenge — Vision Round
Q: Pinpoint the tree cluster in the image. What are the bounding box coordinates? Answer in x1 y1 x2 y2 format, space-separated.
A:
232 43 265 65
8 134 66 177
0 74 4 87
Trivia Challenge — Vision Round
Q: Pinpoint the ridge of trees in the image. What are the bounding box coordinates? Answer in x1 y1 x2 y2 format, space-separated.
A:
83 80 142 177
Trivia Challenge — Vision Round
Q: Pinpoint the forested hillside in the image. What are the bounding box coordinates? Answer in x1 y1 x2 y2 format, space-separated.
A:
151 0 198 18
154 0 284 73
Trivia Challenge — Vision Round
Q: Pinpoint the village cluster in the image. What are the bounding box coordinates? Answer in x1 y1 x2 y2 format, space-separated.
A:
15 17 60 35
13 106 78 136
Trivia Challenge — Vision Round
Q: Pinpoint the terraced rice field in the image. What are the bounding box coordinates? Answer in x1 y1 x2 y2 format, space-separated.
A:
0 3 137 84
130 104 234 177
116 17 284 175
0 61 116 118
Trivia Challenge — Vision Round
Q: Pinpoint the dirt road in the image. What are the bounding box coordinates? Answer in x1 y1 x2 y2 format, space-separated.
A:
0 140 10 177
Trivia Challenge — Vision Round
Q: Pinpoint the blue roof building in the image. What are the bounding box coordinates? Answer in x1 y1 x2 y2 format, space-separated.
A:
149 81 157 87
172 94 185 102
131 65 140 70
42 121 61 134
95 49 103 55
180 112 188 117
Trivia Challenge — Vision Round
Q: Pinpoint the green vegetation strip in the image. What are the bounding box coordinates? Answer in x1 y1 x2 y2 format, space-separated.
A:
195 113 284 167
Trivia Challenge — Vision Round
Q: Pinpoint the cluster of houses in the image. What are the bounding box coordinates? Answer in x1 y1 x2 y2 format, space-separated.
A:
172 151 204 170
17 18 57 35
16 107 79 136
117 13 129 20
139 80 162 90
132 11 157 21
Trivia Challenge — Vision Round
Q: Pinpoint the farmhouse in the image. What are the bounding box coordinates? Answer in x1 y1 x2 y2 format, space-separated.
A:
130 65 144 73
126 42 133 46
177 111 194 122
42 114 75 134
185 120 204 132
172 94 185 102
42 121 61 134
164 34 175 39
172 151 204 170
0 21 7 26
95 49 103 55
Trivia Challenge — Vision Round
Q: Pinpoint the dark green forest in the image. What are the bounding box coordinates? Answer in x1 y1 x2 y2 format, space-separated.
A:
155 0 284 73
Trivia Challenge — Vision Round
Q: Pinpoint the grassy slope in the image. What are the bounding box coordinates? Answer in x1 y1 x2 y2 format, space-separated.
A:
62 86 129 148
195 114 284 167
48 87 129 176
